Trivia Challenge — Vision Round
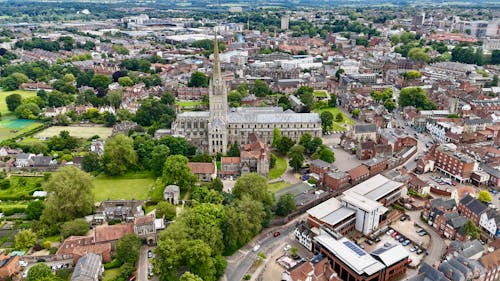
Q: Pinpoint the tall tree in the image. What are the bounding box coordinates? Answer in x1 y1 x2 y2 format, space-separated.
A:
116 234 142 264
41 166 95 225
251 80 271 97
15 229 36 250
188 71 209 87
320 111 333 133
180 272 204 281
233 173 273 207
155 201 177 221
478 190 492 203
289 145 305 171
27 263 54 281
319 147 335 163
5 93 22 111
272 128 282 148
150 145 170 177
60 218 90 238
276 136 295 155
102 134 137 176
162 155 198 191
275 193 297 216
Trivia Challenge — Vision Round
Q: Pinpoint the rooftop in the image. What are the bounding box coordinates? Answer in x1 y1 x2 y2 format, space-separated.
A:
345 174 402 202
314 235 385 276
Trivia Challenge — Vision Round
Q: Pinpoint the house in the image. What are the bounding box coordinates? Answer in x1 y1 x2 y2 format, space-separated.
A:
281 257 338 281
93 223 134 246
480 248 500 281
346 165 370 185
350 124 377 142
56 236 94 259
310 159 331 180
220 134 270 178
31 155 57 167
323 171 350 191
294 221 315 251
0 253 19 280
163 185 180 205
458 194 487 225
188 162 216 182
479 209 500 238
448 240 485 260
70 253 103 281
362 157 388 176
94 200 144 223
15 153 34 167
220 157 240 179
90 140 105 156
72 244 112 264
432 211 467 240
134 215 157 245
407 262 448 281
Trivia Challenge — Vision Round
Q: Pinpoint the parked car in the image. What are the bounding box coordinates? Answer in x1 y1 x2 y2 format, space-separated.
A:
147 250 153 258
416 249 423 255
253 244 261 252
402 240 411 246
283 244 291 251
391 232 398 238
395 235 401 240
386 229 394 236
274 231 281 237
410 247 416 252
418 231 427 236
400 215 408 221
398 237 406 243
416 228 423 233
365 239 373 245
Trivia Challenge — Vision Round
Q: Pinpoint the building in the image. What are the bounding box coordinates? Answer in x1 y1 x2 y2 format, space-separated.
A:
313 235 408 281
344 174 404 207
480 248 500 281
71 253 103 281
323 171 350 191
0 254 19 280
458 194 487 225
281 15 290 30
93 200 144 224
294 221 315 251
432 211 467 240
188 162 217 182
350 124 377 142
163 185 180 205
347 165 370 185
341 192 386 236
307 198 357 236
434 144 477 183
171 37 321 154
93 223 134 246
220 134 270 178
134 215 157 245
479 209 500 238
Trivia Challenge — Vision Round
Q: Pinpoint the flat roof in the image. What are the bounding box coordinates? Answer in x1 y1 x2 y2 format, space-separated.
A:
307 197 342 219
321 207 356 227
315 235 385 276
342 192 383 212
371 243 409 267
345 174 402 202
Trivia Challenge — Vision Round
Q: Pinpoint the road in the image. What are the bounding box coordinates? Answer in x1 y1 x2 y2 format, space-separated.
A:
137 246 152 281
407 211 446 267
223 215 305 281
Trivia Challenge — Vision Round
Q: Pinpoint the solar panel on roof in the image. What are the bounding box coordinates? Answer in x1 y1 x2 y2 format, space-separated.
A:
343 241 366 256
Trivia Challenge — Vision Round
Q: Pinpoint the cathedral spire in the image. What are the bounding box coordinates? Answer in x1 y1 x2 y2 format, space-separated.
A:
213 32 221 79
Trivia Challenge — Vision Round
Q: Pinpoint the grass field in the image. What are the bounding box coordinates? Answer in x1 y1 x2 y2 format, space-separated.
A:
268 181 291 193
0 176 43 198
176 100 204 107
92 173 156 202
0 90 37 115
269 154 287 180
313 107 355 132
103 269 121 281
35 126 113 139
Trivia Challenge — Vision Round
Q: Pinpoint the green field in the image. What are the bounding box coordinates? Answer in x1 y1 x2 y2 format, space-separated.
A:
313 90 328 98
0 90 37 115
92 173 156 202
0 176 43 198
35 126 113 139
269 154 287 180
268 181 291 193
176 100 204 107
313 107 355 132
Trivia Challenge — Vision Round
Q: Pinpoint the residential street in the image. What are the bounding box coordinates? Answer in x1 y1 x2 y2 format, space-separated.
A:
137 246 152 281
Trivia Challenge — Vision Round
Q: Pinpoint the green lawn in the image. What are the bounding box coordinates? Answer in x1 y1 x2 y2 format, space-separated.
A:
103 269 121 281
35 126 113 139
313 90 328 98
92 173 156 202
0 90 37 115
268 181 291 193
269 154 287 180
0 176 43 198
313 107 355 132
176 100 204 107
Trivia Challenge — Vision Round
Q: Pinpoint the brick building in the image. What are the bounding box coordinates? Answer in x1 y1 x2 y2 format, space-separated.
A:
458 194 488 225
323 171 350 191
434 144 477 183
363 158 389 177
0 254 19 280
347 165 370 185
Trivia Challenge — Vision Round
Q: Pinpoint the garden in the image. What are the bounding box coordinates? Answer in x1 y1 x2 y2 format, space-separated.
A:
0 90 43 141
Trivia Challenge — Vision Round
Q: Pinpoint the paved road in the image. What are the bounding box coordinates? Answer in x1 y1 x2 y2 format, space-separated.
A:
224 215 306 281
137 246 151 281
407 211 446 267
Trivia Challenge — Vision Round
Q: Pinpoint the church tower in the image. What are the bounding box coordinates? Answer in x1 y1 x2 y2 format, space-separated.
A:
208 34 228 155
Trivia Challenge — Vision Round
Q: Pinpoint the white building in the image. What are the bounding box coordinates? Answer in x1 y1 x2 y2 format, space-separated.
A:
479 209 500 238
341 192 387 235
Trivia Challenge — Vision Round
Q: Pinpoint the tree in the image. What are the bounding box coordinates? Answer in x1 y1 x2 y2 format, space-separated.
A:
408 47 430 63
150 145 170 177
188 71 208 87
233 173 273 206
118 76 134 87
162 155 198 191
384 99 397 112
288 145 305 171
319 147 335 163
116 234 142 264
335 68 345 80
180 272 204 281
26 200 44 220
82 153 100 173
328 94 337 107
47 130 77 151
335 112 344 122
491 50 500 65
156 201 177 221
272 128 282 148
102 134 137 176
60 218 90 238
398 87 437 110
227 90 242 107
478 190 492 203
41 166 95 225
464 220 480 239
275 193 296 216
252 80 271 97
402 70 422 80
27 263 53 281
14 102 40 119
352 108 360 118
276 136 295 155
134 98 176 128
492 74 498 87
320 111 333 133
209 177 224 192
5 93 22 112
15 229 36 250
1 76 19 91
89 74 112 89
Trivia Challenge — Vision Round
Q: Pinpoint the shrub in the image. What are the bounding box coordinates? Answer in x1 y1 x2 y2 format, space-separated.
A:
104 259 122 269
49 247 58 255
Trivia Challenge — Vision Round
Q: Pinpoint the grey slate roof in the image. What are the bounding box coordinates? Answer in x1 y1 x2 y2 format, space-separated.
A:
311 159 330 169
460 194 487 216
71 253 102 281
439 261 465 281
414 262 449 281
431 198 457 211
228 111 320 124
354 124 377 134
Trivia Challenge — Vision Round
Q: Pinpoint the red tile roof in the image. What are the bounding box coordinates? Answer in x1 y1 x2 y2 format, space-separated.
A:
347 165 370 179
221 157 240 165
94 223 134 243
188 162 215 174
134 215 154 225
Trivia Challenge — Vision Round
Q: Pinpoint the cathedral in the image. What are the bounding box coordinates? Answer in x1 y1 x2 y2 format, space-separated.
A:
171 37 322 155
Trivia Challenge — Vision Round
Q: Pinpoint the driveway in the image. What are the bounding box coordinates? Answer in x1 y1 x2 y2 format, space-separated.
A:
407 211 446 267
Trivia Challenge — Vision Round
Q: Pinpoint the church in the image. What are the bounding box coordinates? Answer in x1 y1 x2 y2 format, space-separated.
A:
171 37 322 155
